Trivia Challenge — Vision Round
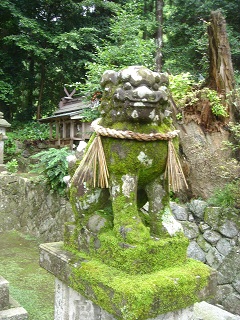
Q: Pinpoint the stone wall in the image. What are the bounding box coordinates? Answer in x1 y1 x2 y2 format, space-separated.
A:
171 200 240 316
0 173 239 315
0 173 74 242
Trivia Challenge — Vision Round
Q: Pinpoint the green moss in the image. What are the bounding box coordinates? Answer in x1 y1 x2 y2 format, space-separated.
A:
65 230 188 275
102 137 167 179
68 256 212 320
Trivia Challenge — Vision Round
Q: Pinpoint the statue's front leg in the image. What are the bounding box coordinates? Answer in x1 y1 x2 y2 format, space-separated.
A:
110 174 150 244
145 176 183 237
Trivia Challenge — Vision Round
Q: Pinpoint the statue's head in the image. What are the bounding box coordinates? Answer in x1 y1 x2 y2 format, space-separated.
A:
100 66 170 125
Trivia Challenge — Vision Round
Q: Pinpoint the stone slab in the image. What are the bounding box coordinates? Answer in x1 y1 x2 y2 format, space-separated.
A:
40 242 217 320
0 277 9 311
53 279 240 320
194 301 240 320
0 307 28 320
54 278 195 320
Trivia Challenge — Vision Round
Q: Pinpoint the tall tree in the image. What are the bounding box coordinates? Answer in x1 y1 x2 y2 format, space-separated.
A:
155 0 164 72
0 0 122 122
75 1 156 96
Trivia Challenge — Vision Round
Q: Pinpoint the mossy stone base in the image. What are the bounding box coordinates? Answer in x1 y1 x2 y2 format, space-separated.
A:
40 242 217 320
65 227 189 275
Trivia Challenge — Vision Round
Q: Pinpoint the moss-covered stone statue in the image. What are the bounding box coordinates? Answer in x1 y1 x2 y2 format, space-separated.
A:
64 66 216 319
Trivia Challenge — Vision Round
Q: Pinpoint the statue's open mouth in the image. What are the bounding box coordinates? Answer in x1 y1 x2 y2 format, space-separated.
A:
114 86 167 105
127 101 157 108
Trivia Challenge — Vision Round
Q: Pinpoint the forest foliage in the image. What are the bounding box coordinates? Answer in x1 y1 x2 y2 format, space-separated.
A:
0 0 240 123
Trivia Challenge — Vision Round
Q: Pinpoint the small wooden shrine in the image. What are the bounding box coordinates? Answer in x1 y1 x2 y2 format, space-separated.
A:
39 88 96 148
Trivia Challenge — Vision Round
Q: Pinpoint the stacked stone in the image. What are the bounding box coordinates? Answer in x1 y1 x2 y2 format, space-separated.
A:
171 200 240 316
0 276 28 319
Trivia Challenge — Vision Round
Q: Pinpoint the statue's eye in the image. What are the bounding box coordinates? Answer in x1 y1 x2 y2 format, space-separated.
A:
123 82 133 90
153 84 159 91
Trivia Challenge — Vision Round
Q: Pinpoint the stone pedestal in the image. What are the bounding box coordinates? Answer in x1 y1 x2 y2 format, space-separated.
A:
40 242 217 320
54 278 195 320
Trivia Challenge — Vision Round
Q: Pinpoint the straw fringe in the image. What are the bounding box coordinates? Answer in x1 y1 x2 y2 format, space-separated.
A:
165 140 188 193
71 135 109 188
71 122 188 192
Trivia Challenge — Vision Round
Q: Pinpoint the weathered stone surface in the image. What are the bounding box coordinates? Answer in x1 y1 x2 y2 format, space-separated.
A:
203 230 222 245
199 222 210 233
216 238 232 256
0 276 28 320
40 242 217 320
0 277 9 311
223 292 240 315
87 214 108 233
187 241 206 262
175 120 237 200
215 284 233 305
0 174 74 242
188 200 207 219
206 247 224 269
233 274 240 294
194 301 240 320
55 278 196 320
204 207 222 230
218 220 238 238
0 307 28 319
181 221 199 239
217 248 240 285
170 202 188 221
197 235 212 252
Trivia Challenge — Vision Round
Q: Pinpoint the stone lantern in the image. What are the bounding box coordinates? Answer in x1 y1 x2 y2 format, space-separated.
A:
0 112 11 171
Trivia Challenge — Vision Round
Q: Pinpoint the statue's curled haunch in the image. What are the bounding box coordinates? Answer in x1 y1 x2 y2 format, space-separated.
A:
68 65 187 252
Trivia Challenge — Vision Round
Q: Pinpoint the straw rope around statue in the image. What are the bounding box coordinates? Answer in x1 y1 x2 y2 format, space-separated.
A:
71 118 188 193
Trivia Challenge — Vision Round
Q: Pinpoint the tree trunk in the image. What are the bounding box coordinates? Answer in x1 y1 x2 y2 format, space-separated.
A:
207 11 235 96
25 55 35 121
155 0 164 72
37 61 45 120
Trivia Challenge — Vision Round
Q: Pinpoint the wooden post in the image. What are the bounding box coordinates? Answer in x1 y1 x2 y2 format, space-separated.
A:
62 121 66 139
49 123 53 140
56 121 60 146
70 121 74 140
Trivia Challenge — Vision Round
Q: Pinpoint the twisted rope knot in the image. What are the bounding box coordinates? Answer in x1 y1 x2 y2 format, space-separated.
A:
71 118 188 192
91 118 180 141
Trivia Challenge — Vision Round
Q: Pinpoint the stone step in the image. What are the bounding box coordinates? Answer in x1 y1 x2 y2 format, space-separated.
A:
0 277 9 311
0 307 28 320
0 296 28 320
0 277 28 319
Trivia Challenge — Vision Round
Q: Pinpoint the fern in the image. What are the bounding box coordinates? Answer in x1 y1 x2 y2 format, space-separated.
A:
31 147 72 195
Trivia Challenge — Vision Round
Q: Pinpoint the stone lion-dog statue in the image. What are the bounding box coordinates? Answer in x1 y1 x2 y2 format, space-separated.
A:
67 66 187 258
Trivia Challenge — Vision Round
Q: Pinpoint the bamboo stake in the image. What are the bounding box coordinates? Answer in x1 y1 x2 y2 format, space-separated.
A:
165 140 188 193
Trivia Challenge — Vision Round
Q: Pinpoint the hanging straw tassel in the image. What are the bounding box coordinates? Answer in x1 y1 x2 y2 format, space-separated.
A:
70 135 109 188
165 140 188 193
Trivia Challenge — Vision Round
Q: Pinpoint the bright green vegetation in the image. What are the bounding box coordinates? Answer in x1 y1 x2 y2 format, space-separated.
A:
67 254 213 320
4 122 51 162
5 158 18 173
207 179 240 209
30 147 72 195
223 122 240 155
169 73 229 118
4 123 72 194
1 0 240 122
65 230 189 275
0 231 54 320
